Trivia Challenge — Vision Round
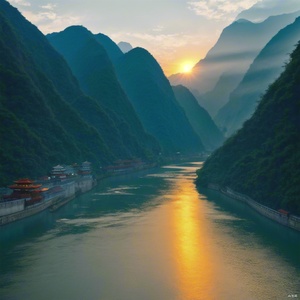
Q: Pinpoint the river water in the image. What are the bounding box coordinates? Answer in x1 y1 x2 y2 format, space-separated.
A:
0 162 299 300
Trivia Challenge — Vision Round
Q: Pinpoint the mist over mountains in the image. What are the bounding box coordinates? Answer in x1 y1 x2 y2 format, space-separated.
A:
236 0 300 22
216 16 300 136
169 11 300 118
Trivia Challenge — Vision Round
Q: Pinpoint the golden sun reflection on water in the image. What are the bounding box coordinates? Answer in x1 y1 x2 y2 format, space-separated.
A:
171 175 215 300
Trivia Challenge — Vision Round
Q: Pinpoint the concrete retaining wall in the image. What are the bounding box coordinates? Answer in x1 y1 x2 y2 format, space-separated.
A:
207 184 300 232
0 199 25 217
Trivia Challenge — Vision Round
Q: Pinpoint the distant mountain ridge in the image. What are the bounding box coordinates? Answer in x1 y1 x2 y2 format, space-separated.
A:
215 16 300 136
169 11 300 117
118 42 133 53
236 0 300 22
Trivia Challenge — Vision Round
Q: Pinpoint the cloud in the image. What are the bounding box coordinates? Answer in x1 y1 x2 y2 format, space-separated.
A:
21 9 82 33
111 31 196 51
188 0 257 20
152 25 164 32
40 4 57 10
10 0 31 7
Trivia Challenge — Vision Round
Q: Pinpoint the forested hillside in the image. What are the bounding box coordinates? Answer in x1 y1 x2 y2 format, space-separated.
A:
0 5 113 185
197 42 300 215
48 26 160 160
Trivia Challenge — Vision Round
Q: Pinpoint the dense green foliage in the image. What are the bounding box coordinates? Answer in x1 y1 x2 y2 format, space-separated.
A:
172 85 224 151
216 17 300 136
115 47 204 154
197 42 300 215
0 4 114 185
48 26 160 160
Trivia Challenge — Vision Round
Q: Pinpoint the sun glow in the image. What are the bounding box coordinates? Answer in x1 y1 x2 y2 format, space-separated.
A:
182 63 193 73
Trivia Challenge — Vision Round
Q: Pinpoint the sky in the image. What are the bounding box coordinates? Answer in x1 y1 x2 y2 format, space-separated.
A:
8 0 300 76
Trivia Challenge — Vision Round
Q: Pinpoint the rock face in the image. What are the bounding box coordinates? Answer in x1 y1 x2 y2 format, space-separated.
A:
196 41 300 215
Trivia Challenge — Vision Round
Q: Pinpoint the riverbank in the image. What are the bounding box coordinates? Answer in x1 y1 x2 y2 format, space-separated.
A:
0 175 95 226
206 184 300 232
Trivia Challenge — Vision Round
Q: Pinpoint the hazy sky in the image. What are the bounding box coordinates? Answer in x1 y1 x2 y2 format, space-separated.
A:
8 0 300 75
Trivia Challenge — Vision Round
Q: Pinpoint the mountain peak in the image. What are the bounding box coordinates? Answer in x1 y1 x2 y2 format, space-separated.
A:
118 41 133 53
235 18 252 24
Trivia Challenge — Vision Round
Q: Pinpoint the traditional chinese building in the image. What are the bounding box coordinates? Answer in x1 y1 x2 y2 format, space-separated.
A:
51 165 67 179
8 178 43 206
78 161 92 176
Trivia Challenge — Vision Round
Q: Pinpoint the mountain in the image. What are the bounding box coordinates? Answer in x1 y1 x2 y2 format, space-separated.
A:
48 26 161 160
0 1 115 185
114 47 205 154
169 11 300 116
1 0 160 163
118 42 133 53
236 0 300 22
172 85 224 151
196 41 300 215
215 16 300 136
94 33 123 64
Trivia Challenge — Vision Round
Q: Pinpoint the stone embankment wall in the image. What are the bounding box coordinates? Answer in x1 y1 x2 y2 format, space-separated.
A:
76 175 94 193
0 199 25 217
0 197 58 225
0 176 95 226
207 184 300 232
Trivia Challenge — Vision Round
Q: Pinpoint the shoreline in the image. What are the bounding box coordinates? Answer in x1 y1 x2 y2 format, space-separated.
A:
206 184 300 233
0 176 95 226
0 161 160 227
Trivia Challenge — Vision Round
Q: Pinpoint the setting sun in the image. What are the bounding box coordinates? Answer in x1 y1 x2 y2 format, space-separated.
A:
182 63 193 73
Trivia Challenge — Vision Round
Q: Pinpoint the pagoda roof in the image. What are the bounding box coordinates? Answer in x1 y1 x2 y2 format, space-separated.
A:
13 178 34 184
9 178 42 190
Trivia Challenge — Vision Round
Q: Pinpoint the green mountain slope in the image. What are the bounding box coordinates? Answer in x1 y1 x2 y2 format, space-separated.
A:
0 4 113 185
196 42 300 215
172 85 224 151
1 0 157 162
115 47 205 155
48 26 160 160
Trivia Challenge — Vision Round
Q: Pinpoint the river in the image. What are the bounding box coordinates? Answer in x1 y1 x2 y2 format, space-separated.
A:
0 162 299 300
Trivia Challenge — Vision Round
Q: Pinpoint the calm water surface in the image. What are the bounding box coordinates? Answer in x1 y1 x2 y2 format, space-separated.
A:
0 162 300 300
